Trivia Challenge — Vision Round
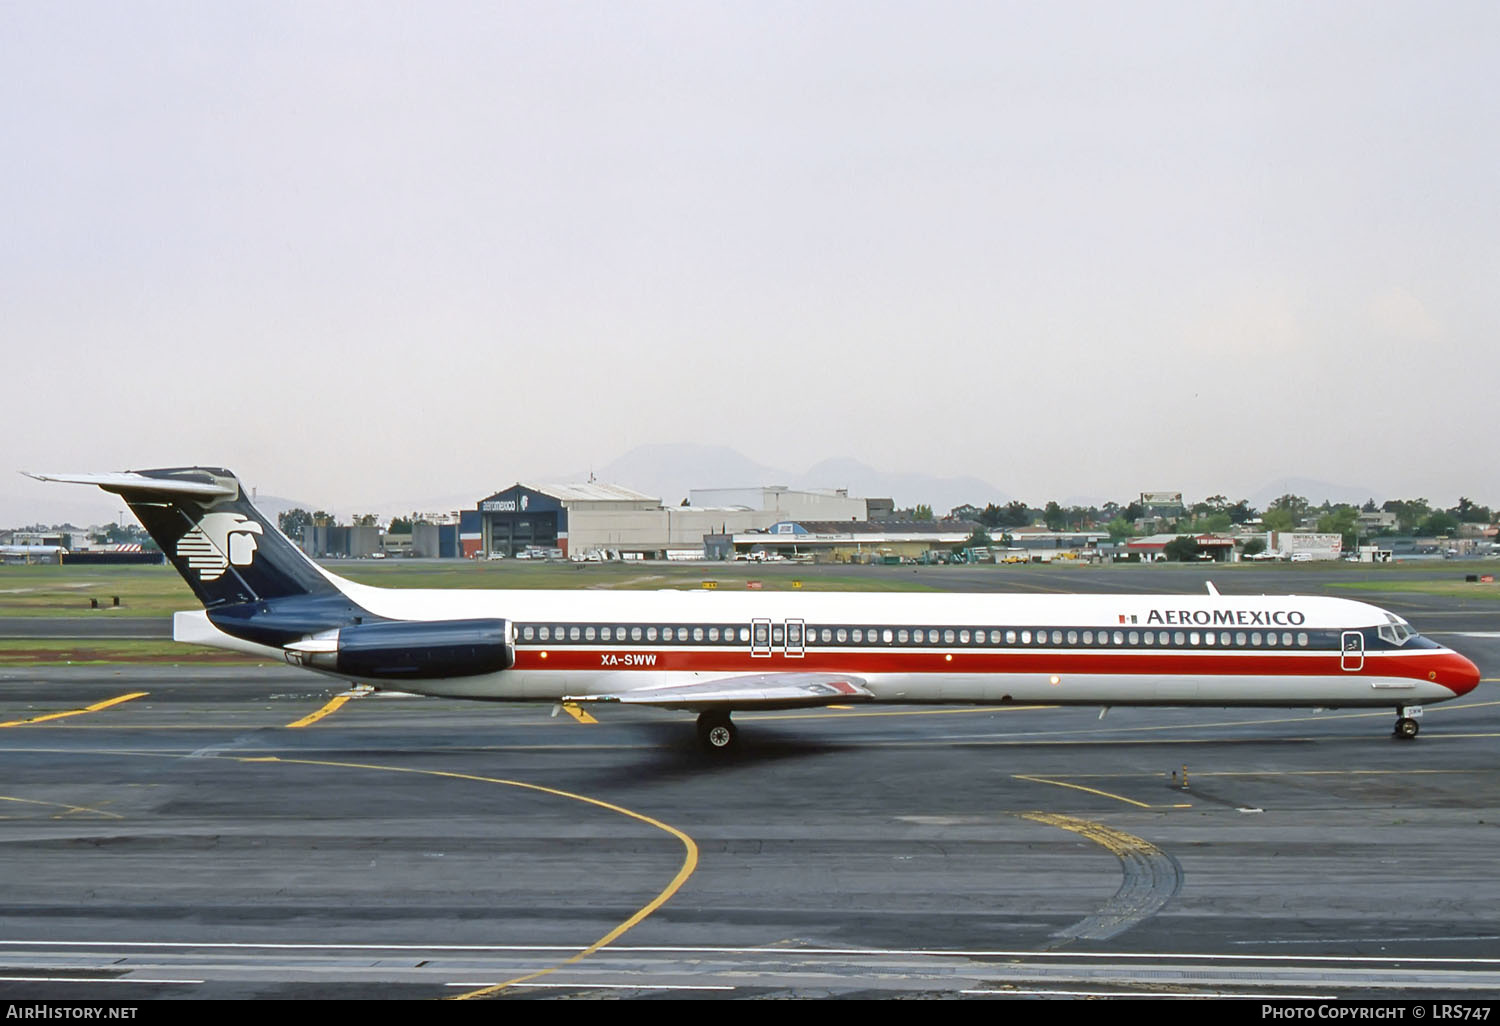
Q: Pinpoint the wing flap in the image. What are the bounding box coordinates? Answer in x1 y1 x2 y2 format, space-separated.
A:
566 672 873 711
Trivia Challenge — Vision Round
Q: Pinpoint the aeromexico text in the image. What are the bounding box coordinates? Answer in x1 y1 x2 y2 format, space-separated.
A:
1141 609 1307 627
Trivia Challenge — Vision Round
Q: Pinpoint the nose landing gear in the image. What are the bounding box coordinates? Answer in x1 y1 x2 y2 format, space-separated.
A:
1393 705 1423 740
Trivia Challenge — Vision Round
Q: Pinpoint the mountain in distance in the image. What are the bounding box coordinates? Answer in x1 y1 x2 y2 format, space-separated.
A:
564 444 1009 514
794 457 1010 515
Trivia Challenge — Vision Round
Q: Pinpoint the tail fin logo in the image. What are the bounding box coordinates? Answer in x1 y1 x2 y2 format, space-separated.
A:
176 513 264 581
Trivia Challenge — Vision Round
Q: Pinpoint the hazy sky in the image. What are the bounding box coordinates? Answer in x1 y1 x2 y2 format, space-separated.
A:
4 1 1497 524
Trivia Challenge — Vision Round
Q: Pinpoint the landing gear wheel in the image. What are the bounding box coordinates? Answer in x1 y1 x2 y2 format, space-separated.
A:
697 711 737 753
1394 716 1420 739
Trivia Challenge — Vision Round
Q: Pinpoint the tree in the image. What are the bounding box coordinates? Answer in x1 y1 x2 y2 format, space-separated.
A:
1163 535 1201 562
1262 508 1296 533
913 504 933 521
999 501 1032 527
1451 497 1492 524
960 526 993 550
1106 516 1135 541
1419 511 1459 537
278 508 313 541
1269 494 1310 522
1194 512 1232 533
1242 537 1266 557
1043 501 1065 531
388 516 414 535
1383 499 1432 535
1316 506 1359 551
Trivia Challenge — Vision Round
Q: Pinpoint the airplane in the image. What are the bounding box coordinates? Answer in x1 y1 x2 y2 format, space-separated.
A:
26 467 1482 751
0 544 67 559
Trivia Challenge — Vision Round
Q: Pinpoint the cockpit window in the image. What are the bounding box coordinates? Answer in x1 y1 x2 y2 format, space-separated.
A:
1378 617 1415 646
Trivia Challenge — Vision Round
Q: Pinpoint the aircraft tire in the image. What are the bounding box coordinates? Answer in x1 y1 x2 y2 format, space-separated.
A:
697 711 737 753
1394 717 1420 740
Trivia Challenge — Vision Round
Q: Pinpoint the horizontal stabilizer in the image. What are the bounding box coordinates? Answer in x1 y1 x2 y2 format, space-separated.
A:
566 672 873 711
23 470 237 499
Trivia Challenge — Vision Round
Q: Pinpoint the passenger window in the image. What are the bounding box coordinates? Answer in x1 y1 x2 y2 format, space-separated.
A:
852 629 863 643
1128 631 1139 645
569 627 581 641
883 629 894 644
522 626 535 641
1112 631 1124 645
836 629 847 643
1006 630 1017 645
1051 630 1062 645
959 630 970 644
1173 631 1184 646
897 629 909 643
585 626 596 641
631 627 643 642
646 627 658 641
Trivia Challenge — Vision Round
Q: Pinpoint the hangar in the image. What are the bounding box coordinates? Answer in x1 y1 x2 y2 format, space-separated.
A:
478 483 879 559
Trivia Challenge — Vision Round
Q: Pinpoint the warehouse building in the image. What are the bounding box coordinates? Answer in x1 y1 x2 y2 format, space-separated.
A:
477 483 877 559
706 520 978 563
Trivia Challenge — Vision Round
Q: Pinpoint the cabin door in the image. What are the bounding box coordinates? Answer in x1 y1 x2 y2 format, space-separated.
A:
1340 630 1365 671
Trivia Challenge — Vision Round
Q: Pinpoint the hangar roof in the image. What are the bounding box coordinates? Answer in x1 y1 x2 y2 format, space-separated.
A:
525 482 660 503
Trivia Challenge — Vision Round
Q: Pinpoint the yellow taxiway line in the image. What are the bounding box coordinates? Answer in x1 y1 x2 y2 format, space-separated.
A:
285 695 354 729
233 754 698 1000
0 691 147 728
1021 811 1169 861
0 795 122 819
1013 774 1191 809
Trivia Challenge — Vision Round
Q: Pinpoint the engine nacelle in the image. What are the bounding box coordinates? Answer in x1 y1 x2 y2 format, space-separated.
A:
285 618 514 680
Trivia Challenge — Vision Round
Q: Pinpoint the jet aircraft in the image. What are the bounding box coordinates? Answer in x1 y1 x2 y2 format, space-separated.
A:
28 467 1480 751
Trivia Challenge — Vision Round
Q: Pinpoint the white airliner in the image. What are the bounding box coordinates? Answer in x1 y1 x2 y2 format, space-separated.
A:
28 468 1481 751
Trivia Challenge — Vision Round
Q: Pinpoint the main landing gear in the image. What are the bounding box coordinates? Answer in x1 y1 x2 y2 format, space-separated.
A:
696 710 738 753
1393 705 1423 740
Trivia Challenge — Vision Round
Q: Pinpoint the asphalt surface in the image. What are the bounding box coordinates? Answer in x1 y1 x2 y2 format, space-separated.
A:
0 564 1497 1000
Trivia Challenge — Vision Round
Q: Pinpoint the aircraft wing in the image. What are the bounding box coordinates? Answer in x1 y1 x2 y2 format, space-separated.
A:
565 672 873 711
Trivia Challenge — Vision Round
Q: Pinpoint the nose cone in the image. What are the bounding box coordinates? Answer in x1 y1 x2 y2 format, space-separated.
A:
1437 650 1482 696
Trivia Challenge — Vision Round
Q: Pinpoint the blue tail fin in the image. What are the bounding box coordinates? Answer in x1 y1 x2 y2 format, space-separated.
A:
26 468 339 608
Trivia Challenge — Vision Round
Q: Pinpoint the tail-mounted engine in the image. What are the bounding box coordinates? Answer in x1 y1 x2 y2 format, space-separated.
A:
284 618 514 680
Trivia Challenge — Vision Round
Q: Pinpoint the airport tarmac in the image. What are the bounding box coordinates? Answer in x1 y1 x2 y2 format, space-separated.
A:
0 565 1497 1000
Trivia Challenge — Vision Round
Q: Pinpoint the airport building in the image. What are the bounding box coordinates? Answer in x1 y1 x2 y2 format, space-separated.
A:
477 483 876 559
1126 533 1238 562
706 520 978 563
